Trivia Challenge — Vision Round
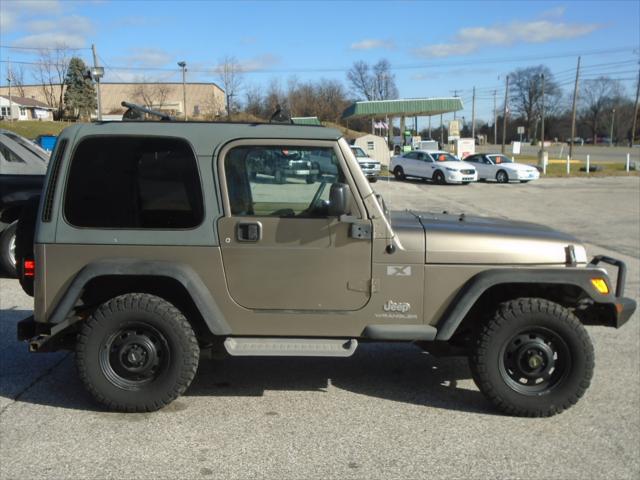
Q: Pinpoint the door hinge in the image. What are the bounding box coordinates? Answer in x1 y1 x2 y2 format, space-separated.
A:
350 222 372 240
347 278 379 293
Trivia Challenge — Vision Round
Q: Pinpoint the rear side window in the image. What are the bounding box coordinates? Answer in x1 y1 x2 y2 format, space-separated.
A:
65 136 203 229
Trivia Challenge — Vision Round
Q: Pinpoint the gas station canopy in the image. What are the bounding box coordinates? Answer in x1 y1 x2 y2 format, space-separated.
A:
342 97 463 119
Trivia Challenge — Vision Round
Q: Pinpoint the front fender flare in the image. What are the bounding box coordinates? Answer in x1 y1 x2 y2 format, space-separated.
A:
434 267 617 340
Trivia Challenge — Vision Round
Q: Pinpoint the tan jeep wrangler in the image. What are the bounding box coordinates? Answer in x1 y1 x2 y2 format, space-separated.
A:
16 115 635 416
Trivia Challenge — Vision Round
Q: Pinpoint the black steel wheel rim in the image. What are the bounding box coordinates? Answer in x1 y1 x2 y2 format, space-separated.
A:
499 327 571 395
100 322 171 390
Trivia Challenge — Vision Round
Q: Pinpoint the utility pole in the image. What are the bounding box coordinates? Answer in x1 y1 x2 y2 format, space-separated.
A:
632 66 640 146
91 44 103 121
177 61 187 121
610 108 616 146
501 76 509 154
493 90 497 145
569 56 581 160
452 90 459 119
540 73 545 153
7 58 13 123
471 86 476 140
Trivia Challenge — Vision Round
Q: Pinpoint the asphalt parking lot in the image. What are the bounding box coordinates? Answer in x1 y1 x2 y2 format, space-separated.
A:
1 176 638 480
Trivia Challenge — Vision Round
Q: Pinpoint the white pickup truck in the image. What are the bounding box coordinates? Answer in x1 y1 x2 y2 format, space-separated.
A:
389 150 478 185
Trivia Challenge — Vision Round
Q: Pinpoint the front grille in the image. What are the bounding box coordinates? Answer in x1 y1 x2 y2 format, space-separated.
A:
461 169 475 174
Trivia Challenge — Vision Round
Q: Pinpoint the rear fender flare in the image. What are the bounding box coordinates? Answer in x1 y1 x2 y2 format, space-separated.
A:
47 259 231 335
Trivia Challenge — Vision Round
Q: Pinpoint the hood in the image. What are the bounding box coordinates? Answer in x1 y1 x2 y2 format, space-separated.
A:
390 210 586 265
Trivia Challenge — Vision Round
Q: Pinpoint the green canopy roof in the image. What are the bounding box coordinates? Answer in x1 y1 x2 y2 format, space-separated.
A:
342 98 463 119
291 116 322 126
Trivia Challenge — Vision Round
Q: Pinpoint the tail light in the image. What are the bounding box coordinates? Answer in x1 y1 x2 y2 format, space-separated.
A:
23 259 35 278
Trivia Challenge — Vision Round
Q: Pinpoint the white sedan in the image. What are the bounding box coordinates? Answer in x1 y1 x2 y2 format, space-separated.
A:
389 150 478 185
464 153 540 183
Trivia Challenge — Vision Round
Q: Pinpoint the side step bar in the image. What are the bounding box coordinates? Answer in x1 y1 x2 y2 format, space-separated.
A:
224 338 358 357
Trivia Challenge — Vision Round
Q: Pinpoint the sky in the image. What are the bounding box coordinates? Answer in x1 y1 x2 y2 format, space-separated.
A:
1 0 639 127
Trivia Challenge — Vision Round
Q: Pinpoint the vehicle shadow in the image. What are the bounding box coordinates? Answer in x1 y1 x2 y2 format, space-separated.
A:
0 309 494 415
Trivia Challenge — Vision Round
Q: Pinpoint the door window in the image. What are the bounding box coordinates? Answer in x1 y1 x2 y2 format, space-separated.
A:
224 145 349 218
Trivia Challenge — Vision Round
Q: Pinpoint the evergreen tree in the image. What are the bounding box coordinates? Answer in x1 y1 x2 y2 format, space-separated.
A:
63 57 97 120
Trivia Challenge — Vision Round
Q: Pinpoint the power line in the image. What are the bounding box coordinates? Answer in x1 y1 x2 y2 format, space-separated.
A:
0 44 91 51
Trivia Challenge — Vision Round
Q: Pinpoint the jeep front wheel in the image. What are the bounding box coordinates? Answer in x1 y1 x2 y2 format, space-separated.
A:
76 293 200 412
470 298 594 417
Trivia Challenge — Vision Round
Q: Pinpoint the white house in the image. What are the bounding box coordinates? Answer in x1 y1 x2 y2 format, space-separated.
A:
0 95 54 121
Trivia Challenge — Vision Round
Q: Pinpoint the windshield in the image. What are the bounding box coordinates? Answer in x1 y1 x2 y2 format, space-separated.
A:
351 147 368 158
432 152 460 162
489 154 514 164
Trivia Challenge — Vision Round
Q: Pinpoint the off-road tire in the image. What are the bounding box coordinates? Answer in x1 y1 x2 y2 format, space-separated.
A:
433 170 446 185
496 170 509 183
0 221 17 277
393 167 405 180
470 297 594 417
76 293 200 412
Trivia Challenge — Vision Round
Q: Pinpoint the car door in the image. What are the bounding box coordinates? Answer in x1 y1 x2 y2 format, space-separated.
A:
414 152 429 178
481 156 496 179
424 153 437 178
217 140 372 311
400 152 417 176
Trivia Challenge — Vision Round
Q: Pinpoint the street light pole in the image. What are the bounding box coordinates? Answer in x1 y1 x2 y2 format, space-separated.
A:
226 93 235 120
540 73 545 154
178 61 187 122
610 108 616 146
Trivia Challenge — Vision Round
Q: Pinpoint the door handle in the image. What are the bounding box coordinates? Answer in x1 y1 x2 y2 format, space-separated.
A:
236 222 262 242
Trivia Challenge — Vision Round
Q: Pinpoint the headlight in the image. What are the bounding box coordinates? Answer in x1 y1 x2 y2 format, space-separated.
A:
445 167 458 172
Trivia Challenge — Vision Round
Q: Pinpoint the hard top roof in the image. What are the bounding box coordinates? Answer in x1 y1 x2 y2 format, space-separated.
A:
66 121 341 141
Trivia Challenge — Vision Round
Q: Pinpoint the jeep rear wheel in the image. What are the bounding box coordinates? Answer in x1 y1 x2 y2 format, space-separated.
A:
76 293 200 412
470 298 594 417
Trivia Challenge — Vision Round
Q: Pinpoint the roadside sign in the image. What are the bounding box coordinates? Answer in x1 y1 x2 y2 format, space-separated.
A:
517 126 525 134
512 141 521 155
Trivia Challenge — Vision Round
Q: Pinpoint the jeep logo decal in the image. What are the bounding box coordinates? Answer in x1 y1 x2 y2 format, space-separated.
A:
383 301 411 313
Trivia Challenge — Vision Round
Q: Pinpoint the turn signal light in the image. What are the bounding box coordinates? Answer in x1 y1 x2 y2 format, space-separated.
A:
23 259 35 278
591 278 609 295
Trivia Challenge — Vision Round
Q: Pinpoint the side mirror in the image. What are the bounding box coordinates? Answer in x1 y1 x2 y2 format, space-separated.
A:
329 183 349 216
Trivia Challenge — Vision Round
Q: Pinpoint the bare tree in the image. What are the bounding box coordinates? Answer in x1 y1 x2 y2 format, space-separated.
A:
215 56 244 117
130 79 173 110
262 78 288 117
372 59 399 100
347 61 374 100
347 59 399 101
34 46 72 119
7 64 26 97
509 65 561 139
580 76 624 141
244 85 263 117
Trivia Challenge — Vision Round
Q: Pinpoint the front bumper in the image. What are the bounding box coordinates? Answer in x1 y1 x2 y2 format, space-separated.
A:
516 170 540 180
589 255 636 328
447 171 478 183
359 163 381 177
